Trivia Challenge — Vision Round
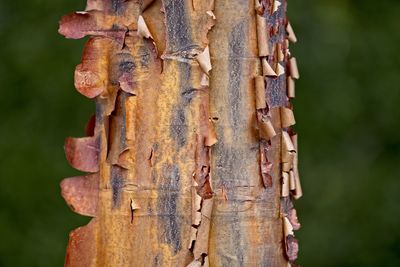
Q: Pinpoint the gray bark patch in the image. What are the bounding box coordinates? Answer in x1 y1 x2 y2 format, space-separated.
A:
110 166 125 208
157 164 182 254
170 61 195 148
267 74 287 107
228 21 245 138
170 107 187 148
110 0 125 14
163 0 195 54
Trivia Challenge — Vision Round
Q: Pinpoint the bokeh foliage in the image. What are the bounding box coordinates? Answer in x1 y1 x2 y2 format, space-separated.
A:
0 0 399 266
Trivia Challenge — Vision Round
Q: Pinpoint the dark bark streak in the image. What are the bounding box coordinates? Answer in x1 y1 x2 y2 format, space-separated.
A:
110 166 125 208
107 91 127 163
266 74 287 107
228 21 245 136
157 164 182 254
163 0 196 54
110 0 125 15
170 61 197 148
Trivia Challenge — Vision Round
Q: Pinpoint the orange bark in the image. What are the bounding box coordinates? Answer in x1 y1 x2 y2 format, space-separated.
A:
59 0 302 266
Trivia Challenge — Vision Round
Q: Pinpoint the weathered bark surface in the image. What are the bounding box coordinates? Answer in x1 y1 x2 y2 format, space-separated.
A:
208 1 285 266
59 0 301 266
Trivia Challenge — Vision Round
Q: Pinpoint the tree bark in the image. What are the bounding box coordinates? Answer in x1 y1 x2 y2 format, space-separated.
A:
59 0 302 266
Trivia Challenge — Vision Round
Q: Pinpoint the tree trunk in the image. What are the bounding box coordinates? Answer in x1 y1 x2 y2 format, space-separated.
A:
59 0 302 266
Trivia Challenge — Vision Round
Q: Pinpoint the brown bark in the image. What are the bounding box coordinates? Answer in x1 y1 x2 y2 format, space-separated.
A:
59 0 302 266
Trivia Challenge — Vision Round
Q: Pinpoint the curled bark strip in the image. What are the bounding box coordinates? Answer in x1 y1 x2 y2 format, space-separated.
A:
205 119 218 147
285 235 299 262
289 169 296 190
195 86 215 197
74 37 111 98
118 72 134 94
287 76 295 98
262 57 277 77
74 64 104 98
137 15 153 39
272 0 282 13
191 198 213 263
256 14 269 56
288 208 301 231
281 131 295 165
281 171 290 197
189 182 213 266
289 57 299 79
64 136 99 173
196 46 212 75
281 107 295 128
286 22 297 43
58 11 127 42
61 173 99 217
276 62 285 76
59 11 98 39
65 219 97 267
141 1 166 56
283 216 293 236
291 134 302 199
260 142 273 187
259 116 277 140
276 43 285 61
254 76 267 109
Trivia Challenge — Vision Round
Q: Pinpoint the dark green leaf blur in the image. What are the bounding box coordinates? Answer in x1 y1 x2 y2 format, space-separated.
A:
0 0 399 266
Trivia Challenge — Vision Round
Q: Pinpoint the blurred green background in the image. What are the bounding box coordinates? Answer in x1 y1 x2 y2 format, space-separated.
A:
0 0 399 266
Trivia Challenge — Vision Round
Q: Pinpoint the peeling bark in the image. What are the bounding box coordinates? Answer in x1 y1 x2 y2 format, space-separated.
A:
59 0 302 266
